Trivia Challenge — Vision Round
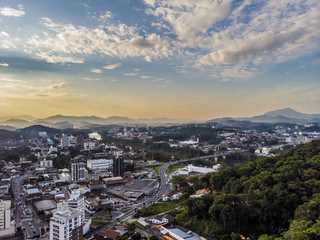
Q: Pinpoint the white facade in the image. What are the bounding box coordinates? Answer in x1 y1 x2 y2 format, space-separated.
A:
83 141 96 151
40 159 53 168
61 134 73 148
0 200 11 230
50 202 83 240
39 131 48 137
86 159 112 172
71 163 85 182
67 190 85 223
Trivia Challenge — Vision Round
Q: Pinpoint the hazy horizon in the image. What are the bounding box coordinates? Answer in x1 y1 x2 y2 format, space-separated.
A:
0 0 319 119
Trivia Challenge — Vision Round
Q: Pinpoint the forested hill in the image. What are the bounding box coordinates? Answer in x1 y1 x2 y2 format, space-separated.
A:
174 140 320 240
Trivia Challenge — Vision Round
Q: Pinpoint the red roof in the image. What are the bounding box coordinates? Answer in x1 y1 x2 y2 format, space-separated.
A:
196 189 210 195
98 229 120 240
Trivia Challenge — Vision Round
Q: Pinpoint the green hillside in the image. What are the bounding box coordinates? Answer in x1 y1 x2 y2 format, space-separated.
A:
173 140 320 240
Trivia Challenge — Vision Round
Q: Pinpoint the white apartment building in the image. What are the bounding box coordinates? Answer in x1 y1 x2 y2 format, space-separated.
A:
71 163 85 182
61 134 73 148
83 141 96 151
50 202 83 240
86 159 113 172
67 190 85 221
0 200 11 230
40 159 53 168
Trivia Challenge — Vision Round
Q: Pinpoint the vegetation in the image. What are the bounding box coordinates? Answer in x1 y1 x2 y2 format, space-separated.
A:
134 201 182 218
165 163 184 174
173 140 320 239
148 164 164 174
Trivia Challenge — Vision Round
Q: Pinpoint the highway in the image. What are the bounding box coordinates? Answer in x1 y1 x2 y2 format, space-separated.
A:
84 162 173 239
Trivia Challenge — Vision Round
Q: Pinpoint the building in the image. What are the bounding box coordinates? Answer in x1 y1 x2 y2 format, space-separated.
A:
50 202 83 240
158 224 201 240
67 190 85 222
40 159 53 168
83 141 96 151
61 134 72 148
87 159 113 172
113 155 124 177
39 131 48 137
71 162 85 182
0 200 10 230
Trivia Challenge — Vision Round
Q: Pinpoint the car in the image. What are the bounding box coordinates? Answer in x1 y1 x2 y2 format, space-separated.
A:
28 222 32 226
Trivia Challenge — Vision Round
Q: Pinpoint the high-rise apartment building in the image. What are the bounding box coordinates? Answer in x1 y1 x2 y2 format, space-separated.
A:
61 134 71 148
67 190 85 222
113 155 124 177
71 162 85 182
0 200 11 230
49 202 83 240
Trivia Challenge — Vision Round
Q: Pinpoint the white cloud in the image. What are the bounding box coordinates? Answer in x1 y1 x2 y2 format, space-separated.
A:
27 18 176 63
145 0 233 45
0 63 9 67
99 11 113 22
0 6 25 17
83 77 100 81
141 75 152 79
104 63 121 70
50 82 68 90
0 31 9 37
36 52 84 64
124 73 137 76
91 68 102 73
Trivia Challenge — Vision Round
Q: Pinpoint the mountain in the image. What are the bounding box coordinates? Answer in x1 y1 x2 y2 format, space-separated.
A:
207 108 320 124
0 119 32 128
0 115 35 122
264 107 320 120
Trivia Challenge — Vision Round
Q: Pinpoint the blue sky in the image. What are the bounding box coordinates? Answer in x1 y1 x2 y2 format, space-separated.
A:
0 0 319 119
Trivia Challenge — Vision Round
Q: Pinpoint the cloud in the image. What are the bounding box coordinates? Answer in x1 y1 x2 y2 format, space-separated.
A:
83 77 100 81
0 31 9 37
0 63 9 67
145 0 232 44
0 6 25 17
27 18 176 63
36 52 84 64
141 75 152 79
124 73 137 76
104 63 121 70
99 11 113 22
50 82 68 90
91 68 102 73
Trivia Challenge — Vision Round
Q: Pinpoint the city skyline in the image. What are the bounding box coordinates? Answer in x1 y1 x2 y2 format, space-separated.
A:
0 0 319 119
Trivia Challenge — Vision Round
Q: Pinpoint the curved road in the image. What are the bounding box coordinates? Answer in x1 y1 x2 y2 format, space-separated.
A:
84 162 173 239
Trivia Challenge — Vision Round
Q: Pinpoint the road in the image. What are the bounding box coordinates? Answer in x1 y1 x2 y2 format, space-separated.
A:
84 162 173 239
12 175 41 239
84 153 231 239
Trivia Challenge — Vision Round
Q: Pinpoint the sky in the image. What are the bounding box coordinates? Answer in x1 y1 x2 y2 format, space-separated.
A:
0 0 319 120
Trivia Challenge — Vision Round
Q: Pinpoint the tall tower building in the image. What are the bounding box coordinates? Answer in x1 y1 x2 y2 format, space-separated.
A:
61 134 71 148
71 162 85 183
0 200 11 230
49 202 83 240
67 190 85 222
113 155 124 177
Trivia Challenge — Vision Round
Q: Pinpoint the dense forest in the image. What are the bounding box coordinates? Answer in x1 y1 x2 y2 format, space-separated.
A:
172 140 320 239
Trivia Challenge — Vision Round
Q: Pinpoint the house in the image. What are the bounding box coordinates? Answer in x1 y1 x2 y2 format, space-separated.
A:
147 214 173 225
190 189 211 198
97 229 120 240
96 226 128 240
162 191 182 201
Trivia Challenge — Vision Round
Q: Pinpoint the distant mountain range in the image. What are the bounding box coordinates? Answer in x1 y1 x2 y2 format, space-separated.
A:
0 108 319 130
208 108 320 124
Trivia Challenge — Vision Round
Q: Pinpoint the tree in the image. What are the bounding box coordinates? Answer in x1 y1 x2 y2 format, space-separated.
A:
131 233 142 240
